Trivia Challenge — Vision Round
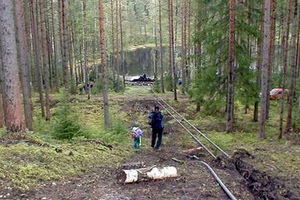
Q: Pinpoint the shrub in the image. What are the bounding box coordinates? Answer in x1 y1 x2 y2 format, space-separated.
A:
51 97 81 140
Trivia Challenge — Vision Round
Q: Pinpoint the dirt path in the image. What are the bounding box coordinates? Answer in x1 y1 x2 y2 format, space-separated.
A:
16 131 253 200
4 96 299 200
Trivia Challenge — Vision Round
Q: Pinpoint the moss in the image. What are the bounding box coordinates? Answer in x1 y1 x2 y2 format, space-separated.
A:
0 141 129 190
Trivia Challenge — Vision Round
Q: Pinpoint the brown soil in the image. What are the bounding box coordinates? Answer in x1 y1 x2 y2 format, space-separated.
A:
1 97 300 200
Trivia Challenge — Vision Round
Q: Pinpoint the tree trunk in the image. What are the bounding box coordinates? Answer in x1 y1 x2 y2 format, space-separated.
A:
117 166 177 184
115 0 120 93
168 0 177 100
266 0 276 120
180 0 186 95
0 0 24 132
98 0 110 128
82 0 89 99
30 0 45 117
279 0 291 139
186 0 191 88
110 0 116 91
67 2 75 93
158 0 165 93
119 1 125 89
285 0 298 134
259 0 272 139
226 0 234 133
15 0 33 130
50 0 59 93
39 0 51 121
0 93 4 128
0 52 4 128
59 0 69 92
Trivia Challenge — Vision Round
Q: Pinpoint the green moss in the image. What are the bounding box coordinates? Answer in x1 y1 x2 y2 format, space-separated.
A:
0 142 129 190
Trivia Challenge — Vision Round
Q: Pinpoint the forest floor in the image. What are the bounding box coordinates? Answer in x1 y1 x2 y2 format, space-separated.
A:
1 89 300 200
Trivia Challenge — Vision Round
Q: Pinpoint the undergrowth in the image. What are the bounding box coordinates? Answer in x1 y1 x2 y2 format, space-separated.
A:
1 86 300 192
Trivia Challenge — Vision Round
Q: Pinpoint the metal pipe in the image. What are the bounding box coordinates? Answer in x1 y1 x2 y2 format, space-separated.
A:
156 95 229 158
156 100 217 159
197 160 237 200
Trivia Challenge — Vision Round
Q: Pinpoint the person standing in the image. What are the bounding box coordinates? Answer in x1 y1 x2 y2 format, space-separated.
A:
148 106 164 150
130 122 143 149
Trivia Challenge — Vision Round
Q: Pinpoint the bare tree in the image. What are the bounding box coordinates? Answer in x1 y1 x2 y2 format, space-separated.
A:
254 3 264 122
279 0 291 139
98 0 110 128
168 0 177 100
82 0 89 99
115 0 120 92
39 0 51 120
158 0 165 93
0 0 24 132
50 0 59 93
15 0 33 130
119 0 126 88
285 0 298 134
180 0 186 95
30 0 45 117
0 46 4 128
110 0 116 90
58 0 69 92
259 0 272 139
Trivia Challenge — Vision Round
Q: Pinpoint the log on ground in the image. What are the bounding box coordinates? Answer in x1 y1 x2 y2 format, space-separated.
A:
117 166 178 184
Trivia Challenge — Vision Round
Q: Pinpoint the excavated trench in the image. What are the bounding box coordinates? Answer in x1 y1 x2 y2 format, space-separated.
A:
214 149 299 200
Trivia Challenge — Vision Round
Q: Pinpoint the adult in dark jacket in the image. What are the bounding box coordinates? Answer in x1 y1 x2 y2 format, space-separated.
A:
148 106 164 150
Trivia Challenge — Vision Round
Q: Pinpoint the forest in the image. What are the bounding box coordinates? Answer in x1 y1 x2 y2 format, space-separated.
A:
0 0 300 199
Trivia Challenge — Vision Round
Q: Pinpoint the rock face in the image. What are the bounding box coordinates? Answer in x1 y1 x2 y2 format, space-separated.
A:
124 46 168 76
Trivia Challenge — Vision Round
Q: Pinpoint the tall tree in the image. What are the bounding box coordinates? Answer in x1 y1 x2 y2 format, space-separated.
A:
259 0 272 139
59 0 69 92
30 0 45 117
39 0 51 120
15 0 33 130
186 0 191 88
0 46 4 128
82 0 89 99
0 0 24 132
98 0 110 128
226 0 235 132
110 0 116 90
119 0 126 88
254 3 264 122
285 0 298 133
50 0 60 93
279 0 291 139
180 0 186 95
115 0 120 92
168 0 177 100
158 0 165 93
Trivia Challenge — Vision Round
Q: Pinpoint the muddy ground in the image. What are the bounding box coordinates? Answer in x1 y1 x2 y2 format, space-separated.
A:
1 97 300 200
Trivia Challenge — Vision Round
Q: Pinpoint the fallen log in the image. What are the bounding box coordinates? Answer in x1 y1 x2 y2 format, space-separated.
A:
182 146 203 154
117 166 178 184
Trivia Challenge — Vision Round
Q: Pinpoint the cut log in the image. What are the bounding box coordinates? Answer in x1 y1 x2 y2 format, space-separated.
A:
117 166 178 184
182 146 203 154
